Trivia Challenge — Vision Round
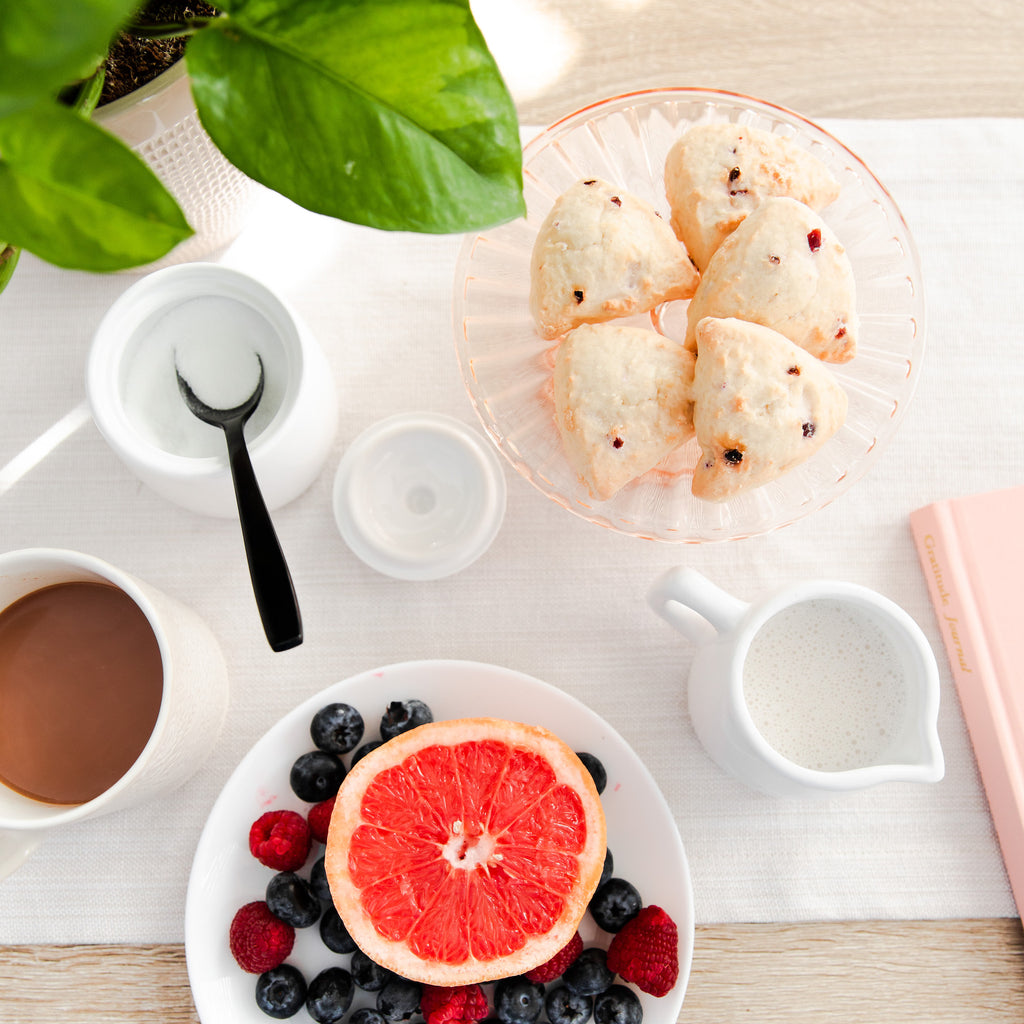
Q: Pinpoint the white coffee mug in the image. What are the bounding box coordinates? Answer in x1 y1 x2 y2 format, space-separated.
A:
0 548 229 876
647 567 944 797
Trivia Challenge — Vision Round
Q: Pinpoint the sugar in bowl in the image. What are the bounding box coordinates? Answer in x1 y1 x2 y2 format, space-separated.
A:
87 263 338 517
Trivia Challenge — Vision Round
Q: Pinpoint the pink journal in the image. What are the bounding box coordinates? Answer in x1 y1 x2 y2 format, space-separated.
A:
910 485 1024 916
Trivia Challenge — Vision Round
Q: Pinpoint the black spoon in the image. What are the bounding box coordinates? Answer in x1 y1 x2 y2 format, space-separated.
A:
175 351 302 652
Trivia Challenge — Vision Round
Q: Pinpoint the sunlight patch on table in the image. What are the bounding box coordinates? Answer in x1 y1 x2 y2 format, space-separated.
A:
472 0 578 107
0 401 92 497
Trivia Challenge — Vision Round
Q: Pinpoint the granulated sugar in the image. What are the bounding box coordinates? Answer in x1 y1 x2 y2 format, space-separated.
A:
122 296 287 457
175 331 262 412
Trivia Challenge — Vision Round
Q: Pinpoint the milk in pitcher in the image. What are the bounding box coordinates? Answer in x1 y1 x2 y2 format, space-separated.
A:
742 599 908 772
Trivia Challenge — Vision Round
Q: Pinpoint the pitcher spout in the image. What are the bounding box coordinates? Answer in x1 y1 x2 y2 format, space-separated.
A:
902 720 945 783
865 717 944 786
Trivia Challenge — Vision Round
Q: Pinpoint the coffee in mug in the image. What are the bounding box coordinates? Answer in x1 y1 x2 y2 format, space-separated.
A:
0 548 229 879
0 581 164 805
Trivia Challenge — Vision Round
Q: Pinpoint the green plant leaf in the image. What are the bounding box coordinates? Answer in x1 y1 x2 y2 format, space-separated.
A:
0 102 192 271
187 0 525 234
0 0 140 117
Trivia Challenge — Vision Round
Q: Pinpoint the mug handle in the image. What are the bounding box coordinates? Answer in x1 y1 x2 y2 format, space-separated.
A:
0 829 43 880
646 567 749 643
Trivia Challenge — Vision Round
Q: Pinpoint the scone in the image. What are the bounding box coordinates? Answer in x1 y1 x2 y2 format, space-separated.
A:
530 178 700 340
553 323 696 501
664 122 840 272
684 197 857 363
690 316 847 502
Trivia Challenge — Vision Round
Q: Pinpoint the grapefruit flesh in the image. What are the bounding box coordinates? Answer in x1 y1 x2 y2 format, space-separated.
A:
325 717 606 985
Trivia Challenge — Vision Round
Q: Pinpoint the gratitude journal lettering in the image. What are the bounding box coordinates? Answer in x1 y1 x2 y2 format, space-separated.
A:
923 533 972 674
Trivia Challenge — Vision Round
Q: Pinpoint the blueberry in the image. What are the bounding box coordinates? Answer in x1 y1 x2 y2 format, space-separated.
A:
564 948 614 997
576 752 607 794
319 906 357 954
588 878 641 933
351 740 384 767
290 750 346 803
350 1010 388 1024
376 976 422 1021
306 967 354 1024
545 984 593 1024
493 976 545 1024
311 703 364 754
598 848 614 888
255 964 307 1019
310 855 332 905
379 699 433 741
265 872 321 928
593 986 643 1024
351 948 393 991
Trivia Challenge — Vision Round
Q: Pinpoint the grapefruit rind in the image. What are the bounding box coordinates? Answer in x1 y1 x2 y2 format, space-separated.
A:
325 717 607 986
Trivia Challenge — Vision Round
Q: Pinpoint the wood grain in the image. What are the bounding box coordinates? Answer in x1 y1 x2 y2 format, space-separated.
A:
683 919 1024 1021
0 920 1021 1022
505 0 1024 124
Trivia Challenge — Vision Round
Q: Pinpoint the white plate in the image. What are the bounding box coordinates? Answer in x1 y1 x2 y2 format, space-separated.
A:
185 660 694 1023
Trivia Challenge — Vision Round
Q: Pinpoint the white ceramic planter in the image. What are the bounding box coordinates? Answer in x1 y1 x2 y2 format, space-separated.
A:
92 59 257 267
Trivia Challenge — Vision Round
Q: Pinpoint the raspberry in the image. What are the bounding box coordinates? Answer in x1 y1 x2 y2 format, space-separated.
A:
525 931 584 983
421 983 488 1024
605 905 679 997
249 809 312 870
307 797 335 844
229 901 295 973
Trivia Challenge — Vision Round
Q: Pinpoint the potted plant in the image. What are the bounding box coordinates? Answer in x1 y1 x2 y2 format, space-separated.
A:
0 0 526 296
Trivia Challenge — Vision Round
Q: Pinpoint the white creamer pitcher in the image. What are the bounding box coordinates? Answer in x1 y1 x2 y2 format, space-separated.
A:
647 567 944 797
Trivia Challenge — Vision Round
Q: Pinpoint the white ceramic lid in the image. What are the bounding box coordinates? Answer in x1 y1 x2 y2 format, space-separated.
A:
332 413 506 580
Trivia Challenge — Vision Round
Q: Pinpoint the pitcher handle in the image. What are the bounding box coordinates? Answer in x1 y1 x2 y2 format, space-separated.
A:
646 567 749 643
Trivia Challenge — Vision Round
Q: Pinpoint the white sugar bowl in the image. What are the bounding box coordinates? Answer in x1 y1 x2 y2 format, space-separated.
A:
87 263 338 517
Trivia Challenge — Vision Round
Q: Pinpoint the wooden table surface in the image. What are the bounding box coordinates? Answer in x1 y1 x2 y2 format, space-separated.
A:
2 1 1023 1021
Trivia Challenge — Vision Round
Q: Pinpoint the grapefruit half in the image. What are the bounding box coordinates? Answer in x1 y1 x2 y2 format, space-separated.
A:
325 717 606 985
